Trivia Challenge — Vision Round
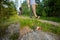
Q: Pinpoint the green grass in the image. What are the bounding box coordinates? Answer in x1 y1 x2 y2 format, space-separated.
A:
18 16 60 35
9 33 19 40
40 16 60 23
0 15 20 37
0 15 60 37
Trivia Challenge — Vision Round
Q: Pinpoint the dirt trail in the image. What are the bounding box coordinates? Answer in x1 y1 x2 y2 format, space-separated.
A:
38 19 60 26
19 16 60 26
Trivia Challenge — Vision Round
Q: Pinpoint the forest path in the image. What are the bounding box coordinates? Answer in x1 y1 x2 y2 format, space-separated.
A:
19 16 60 26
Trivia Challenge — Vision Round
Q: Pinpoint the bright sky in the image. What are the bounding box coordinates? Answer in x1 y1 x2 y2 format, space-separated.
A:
17 0 25 11
11 0 25 11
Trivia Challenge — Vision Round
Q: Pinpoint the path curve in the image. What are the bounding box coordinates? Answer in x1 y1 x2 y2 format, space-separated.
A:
38 19 60 26
19 16 60 26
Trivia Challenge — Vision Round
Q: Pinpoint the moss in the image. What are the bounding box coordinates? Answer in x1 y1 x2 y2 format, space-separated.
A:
9 33 19 40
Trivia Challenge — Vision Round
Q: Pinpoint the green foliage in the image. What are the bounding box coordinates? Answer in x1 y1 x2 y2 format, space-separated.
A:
36 0 60 17
0 0 17 37
22 1 30 16
42 0 60 17
40 16 60 22
0 0 60 39
0 15 19 38
0 25 8 37
18 16 60 35
10 33 19 40
0 15 60 38
41 10 47 16
0 0 17 23
49 26 60 35
22 0 60 17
